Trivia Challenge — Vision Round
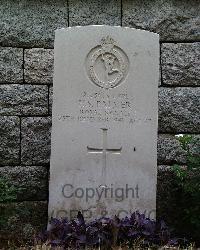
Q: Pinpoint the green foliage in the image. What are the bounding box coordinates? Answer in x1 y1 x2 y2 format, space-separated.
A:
0 177 18 227
0 177 17 203
172 135 200 243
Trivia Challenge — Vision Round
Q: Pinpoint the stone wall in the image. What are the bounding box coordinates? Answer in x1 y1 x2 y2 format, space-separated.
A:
0 0 199 242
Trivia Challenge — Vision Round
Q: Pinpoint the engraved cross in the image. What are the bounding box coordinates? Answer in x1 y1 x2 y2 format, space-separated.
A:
87 128 122 181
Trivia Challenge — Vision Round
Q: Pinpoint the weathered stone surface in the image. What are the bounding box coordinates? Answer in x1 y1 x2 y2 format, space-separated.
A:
0 47 23 83
24 48 54 84
21 117 52 165
0 166 48 201
158 134 186 165
0 84 48 115
159 87 200 133
49 26 159 220
49 85 53 114
161 43 200 86
69 0 121 26
123 0 200 41
0 116 20 165
0 0 68 48
0 201 47 245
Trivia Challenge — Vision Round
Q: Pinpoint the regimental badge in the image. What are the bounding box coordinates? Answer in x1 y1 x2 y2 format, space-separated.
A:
86 36 129 89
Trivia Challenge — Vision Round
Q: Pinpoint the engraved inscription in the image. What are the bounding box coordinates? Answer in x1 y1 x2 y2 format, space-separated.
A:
57 91 153 124
86 36 129 89
77 91 134 123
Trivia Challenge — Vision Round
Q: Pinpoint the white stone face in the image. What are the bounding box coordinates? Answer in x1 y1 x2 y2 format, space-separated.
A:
49 26 159 221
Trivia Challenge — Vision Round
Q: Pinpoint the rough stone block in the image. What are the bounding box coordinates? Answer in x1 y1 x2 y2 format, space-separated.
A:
69 0 121 26
159 87 200 133
0 0 68 48
158 134 186 165
0 166 48 201
161 43 200 86
24 48 54 84
21 117 52 165
122 0 200 41
0 116 20 165
0 201 47 245
0 84 48 115
0 47 23 83
158 134 200 165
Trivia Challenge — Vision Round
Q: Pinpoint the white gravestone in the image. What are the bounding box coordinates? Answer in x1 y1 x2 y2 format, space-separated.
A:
49 26 159 220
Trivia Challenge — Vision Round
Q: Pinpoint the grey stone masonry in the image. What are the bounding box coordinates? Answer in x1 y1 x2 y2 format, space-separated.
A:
69 0 121 26
122 0 200 41
21 117 52 165
161 43 200 86
0 0 68 48
0 85 48 115
24 49 54 84
159 87 200 133
0 166 48 201
0 47 23 83
158 134 186 165
0 116 20 165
